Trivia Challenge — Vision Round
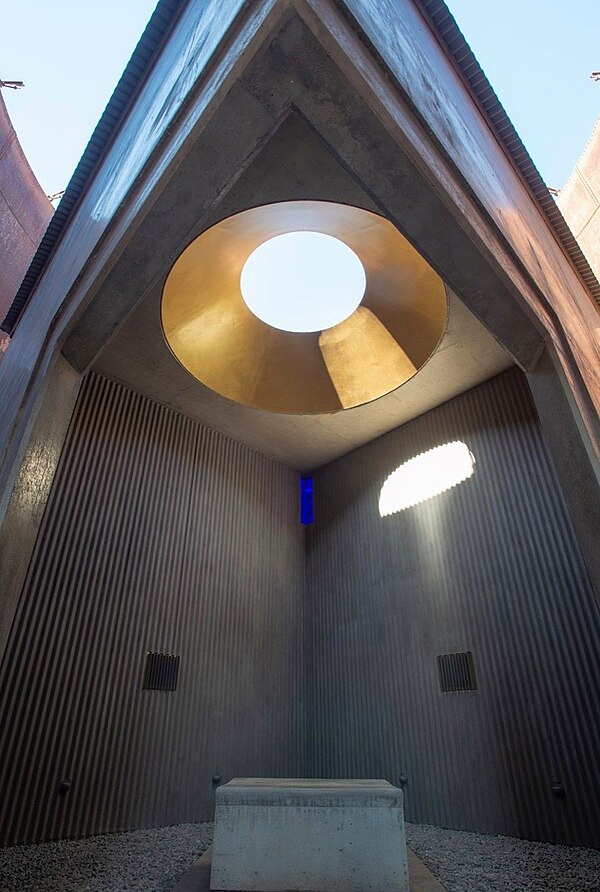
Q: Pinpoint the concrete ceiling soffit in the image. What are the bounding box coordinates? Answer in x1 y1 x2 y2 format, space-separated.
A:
63 2 541 377
88 114 510 431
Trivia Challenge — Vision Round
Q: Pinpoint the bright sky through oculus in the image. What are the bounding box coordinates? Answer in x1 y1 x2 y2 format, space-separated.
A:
379 441 475 516
240 231 366 332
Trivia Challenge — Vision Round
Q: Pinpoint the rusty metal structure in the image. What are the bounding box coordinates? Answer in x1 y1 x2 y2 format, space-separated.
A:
0 92 52 338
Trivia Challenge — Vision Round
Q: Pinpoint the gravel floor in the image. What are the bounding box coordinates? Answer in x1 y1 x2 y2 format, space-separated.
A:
1 820 599 891
0 822 212 892
406 822 600 892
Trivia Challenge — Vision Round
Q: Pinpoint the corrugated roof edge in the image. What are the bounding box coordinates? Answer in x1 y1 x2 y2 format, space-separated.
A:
3 0 599 336
1 0 183 334
416 0 600 308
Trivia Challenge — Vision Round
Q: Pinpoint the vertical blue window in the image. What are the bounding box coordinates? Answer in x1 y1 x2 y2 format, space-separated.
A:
300 476 314 525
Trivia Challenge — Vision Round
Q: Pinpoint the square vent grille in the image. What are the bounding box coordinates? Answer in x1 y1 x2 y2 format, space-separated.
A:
143 652 180 691
437 651 477 693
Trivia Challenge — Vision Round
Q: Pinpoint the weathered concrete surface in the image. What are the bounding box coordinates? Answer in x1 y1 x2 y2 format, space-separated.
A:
175 845 445 892
527 348 600 601
88 113 511 470
407 849 447 892
1 0 596 523
210 779 409 891
0 93 52 326
0 0 279 518
313 0 600 449
174 847 213 892
0 353 80 659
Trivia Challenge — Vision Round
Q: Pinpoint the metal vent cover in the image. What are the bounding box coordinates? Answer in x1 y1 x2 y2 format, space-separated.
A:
143 652 180 691
437 651 477 693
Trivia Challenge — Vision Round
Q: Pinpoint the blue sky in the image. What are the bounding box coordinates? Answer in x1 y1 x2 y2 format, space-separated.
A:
448 0 600 189
0 0 156 195
1 0 598 196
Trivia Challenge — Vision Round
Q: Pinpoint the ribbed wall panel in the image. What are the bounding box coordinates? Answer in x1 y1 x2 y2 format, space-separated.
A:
0 373 305 845
306 368 600 847
2 367 599 848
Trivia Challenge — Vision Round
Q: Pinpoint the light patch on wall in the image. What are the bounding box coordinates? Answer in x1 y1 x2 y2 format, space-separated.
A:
379 441 475 516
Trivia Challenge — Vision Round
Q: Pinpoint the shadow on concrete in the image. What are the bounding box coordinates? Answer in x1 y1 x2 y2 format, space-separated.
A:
173 846 447 892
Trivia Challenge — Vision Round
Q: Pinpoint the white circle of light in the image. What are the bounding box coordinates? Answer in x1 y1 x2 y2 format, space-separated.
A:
240 231 366 333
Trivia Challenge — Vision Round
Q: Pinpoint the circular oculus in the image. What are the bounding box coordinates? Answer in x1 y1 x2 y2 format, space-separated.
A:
240 231 366 332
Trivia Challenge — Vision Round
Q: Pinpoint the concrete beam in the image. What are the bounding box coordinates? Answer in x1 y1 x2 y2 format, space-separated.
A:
528 348 600 603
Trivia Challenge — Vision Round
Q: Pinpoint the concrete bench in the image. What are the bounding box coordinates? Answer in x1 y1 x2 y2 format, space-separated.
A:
210 778 409 891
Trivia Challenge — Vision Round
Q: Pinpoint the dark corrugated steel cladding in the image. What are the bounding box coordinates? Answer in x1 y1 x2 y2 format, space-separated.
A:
306 368 600 848
0 373 305 845
2 0 599 334
1 368 598 847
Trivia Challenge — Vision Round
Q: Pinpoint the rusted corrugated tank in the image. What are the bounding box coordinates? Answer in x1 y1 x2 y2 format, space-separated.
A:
0 92 52 331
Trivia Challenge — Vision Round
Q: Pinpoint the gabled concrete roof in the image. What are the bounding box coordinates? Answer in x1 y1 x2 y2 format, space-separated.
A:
0 0 597 484
88 112 511 469
2 0 599 335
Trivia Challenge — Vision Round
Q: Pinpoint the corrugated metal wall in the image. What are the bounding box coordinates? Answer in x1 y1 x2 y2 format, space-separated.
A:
0 373 305 845
2 367 599 848
306 368 600 847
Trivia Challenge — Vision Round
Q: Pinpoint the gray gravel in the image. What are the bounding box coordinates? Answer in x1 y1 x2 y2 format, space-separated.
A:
2 820 599 891
0 822 212 892
406 822 600 892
